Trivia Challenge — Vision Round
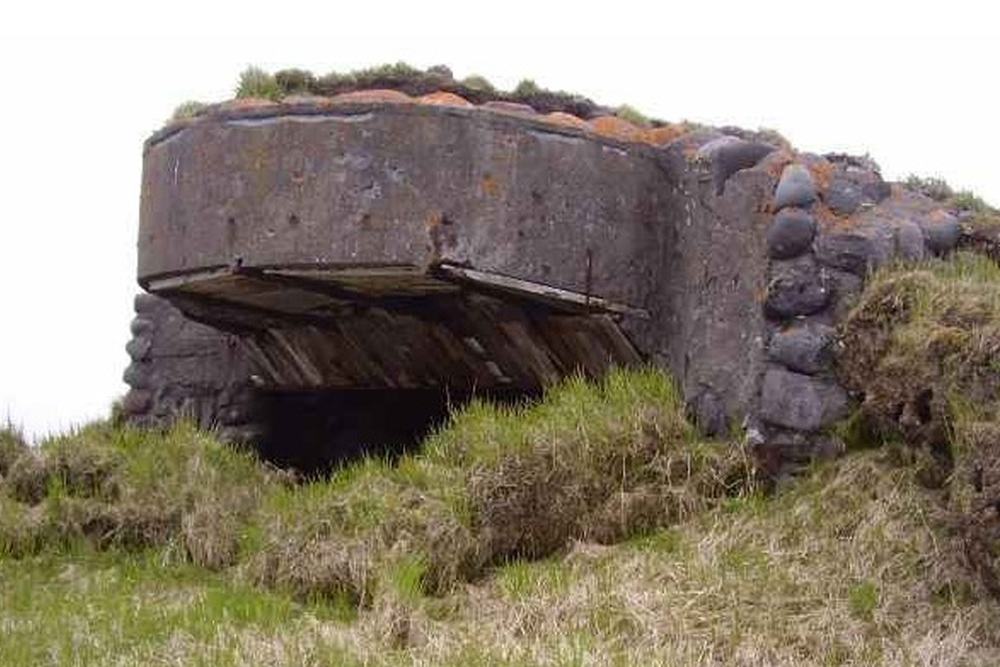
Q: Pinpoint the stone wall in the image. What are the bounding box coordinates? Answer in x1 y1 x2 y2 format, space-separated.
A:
122 293 260 443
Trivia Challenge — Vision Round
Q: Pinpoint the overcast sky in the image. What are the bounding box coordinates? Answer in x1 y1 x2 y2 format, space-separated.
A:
1 1 997 439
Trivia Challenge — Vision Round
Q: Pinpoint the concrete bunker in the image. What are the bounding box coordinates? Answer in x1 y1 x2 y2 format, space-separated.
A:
124 89 962 473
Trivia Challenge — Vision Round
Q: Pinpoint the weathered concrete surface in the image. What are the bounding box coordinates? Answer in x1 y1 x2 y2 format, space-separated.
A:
140 102 674 308
647 151 774 428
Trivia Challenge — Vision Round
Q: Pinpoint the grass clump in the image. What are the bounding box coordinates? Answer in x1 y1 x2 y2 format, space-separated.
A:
0 421 273 565
248 367 751 605
236 66 281 100
169 100 208 122
838 251 1000 593
615 104 650 127
0 422 28 477
905 174 997 213
426 370 751 560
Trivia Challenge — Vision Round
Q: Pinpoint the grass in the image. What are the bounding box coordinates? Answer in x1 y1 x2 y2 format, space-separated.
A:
226 63 609 118
904 174 997 213
838 251 1000 597
2 364 1000 663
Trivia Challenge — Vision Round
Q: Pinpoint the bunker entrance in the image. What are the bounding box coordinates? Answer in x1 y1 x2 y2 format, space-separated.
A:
148 263 647 474
251 387 535 475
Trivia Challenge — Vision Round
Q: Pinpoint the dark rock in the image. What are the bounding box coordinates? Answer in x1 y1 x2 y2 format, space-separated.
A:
815 225 892 276
895 220 927 261
760 369 850 431
668 128 724 153
756 427 845 476
862 177 892 204
125 337 152 361
824 153 881 173
698 137 775 194
687 387 728 436
825 177 863 216
826 268 864 301
918 210 961 255
773 164 817 211
134 292 161 314
129 317 154 336
122 362 150 389
766 208 816 259
121 389 152 415
765 256 831 319
768 323 836 374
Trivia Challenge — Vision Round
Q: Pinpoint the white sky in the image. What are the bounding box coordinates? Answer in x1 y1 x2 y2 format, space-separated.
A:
1 1 997 439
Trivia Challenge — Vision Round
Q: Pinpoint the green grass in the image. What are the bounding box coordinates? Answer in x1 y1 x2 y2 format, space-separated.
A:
905 174 997 212
2 365 1000 664
235 66 281 100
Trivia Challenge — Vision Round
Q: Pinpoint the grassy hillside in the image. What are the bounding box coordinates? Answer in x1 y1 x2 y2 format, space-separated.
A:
3 254 1000 664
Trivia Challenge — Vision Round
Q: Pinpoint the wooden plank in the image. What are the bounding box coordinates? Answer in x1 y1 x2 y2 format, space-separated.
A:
435 264 649 318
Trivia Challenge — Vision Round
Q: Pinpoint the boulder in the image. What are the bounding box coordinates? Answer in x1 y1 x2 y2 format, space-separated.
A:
125 336 152 362
765 256 831 319
768 323 836 375
697 137 775 194
917 210 961 255
686 387 728 436
773 164 817 211
760 369 850 431
895 220 927 261
825 177 863 216
767 208 816 259
815 224 893 276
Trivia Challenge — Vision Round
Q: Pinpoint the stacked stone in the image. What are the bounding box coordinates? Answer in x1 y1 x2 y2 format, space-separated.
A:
122 293 261 443
757 153 963 466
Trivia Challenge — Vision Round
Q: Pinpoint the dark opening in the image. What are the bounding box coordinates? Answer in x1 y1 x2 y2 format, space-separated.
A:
251 387 534 476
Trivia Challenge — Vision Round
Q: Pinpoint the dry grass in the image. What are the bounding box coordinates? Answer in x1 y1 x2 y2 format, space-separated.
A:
5 449 991 666
3 364 999 663
0 421 275 565
838 251 1000 598
245 368 751 607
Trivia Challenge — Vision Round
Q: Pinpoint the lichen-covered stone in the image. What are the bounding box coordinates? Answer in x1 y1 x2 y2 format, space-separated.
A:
765 255 831 319
760 368 849 431
767 208 816 259
768 323 836 374
825 177 863 216
773 164 817 210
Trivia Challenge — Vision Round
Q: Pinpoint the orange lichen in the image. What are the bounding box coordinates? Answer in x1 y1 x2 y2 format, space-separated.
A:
759 149 796 180
638 124 685 146
588 116 642 142
543 111 589 130
330 89 413 104
417 91 473 107
481 173 500 197
807 159 835 192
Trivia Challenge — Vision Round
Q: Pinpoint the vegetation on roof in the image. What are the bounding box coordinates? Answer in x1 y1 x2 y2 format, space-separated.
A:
905 174 997 214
